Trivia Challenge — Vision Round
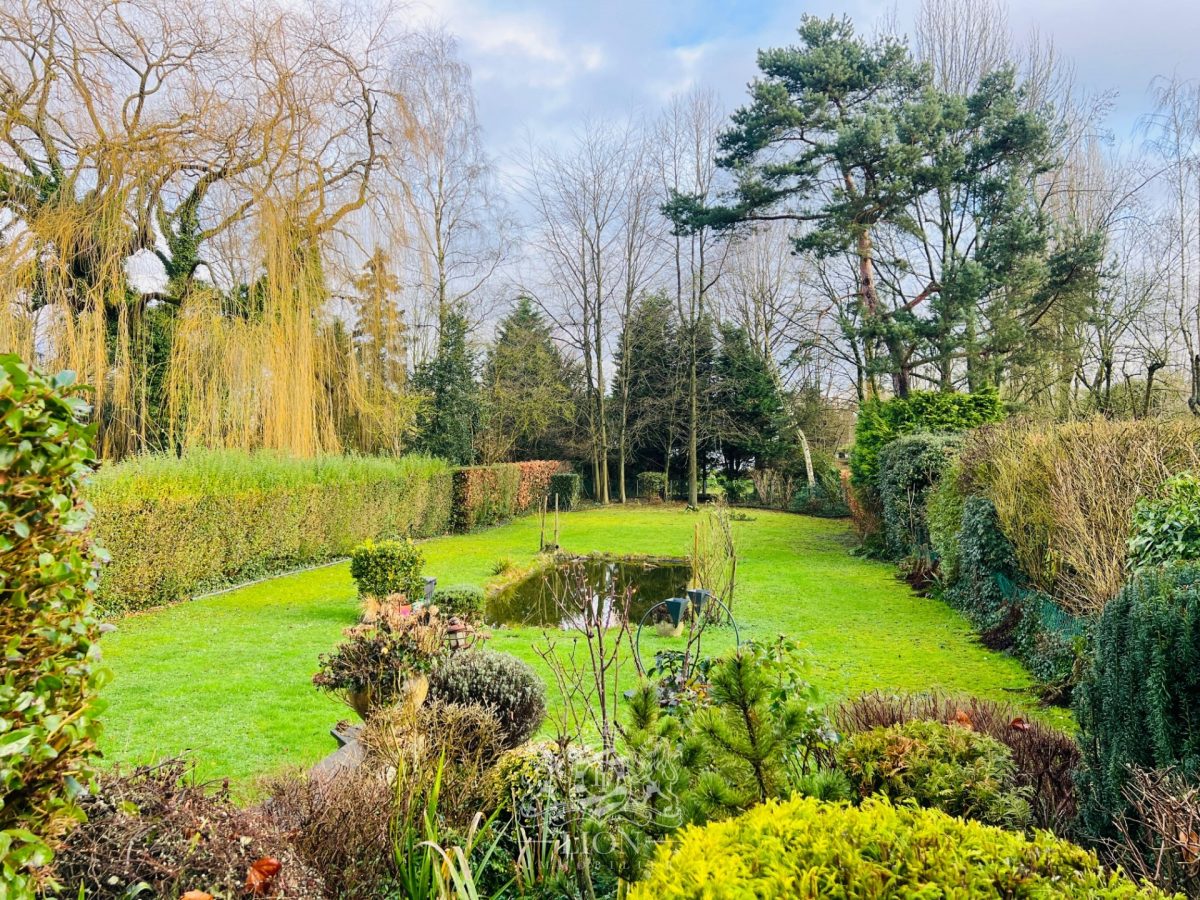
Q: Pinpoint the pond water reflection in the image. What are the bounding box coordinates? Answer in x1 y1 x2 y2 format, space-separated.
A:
486 555 691 629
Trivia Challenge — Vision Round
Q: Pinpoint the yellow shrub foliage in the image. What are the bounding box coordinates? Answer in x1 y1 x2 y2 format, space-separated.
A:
629 796 1173 899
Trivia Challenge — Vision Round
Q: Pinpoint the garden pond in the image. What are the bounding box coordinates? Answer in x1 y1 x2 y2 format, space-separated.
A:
486 555 691 628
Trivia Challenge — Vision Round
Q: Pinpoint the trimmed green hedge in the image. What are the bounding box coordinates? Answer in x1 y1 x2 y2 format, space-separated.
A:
89 453 565 614
548 472 581 511
877 433 960 559
629 795 1170 899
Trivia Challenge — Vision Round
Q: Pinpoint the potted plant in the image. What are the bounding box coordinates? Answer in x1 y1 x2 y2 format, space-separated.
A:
313 607 446 719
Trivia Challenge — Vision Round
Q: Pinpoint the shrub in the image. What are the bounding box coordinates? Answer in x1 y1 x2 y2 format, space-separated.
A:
429 650 547 748
789 457 850 518
432 584 486 620
263 766 392 900
942 497 1083 694
946 495 1022 632
962 417 1200 616
548 472 582 510
362 700 509 827
350 537 425 601
688 646 822 813
628 796 1170 899
0 355 107 896
876 433 960 560
494 741 605 832
452 460 564 531
313 608 447 717
836 719 1031 828
837 692 1080 833
267 700 507 898
1075 563 1200 839
639 471 667 501
926 460 965 582
849 388 1002 493
52 759 324 899
1128 472 1200 571
88 450 453 613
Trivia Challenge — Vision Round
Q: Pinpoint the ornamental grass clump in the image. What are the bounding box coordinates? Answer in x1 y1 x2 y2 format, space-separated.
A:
0 355 108 896
628 796 1173 899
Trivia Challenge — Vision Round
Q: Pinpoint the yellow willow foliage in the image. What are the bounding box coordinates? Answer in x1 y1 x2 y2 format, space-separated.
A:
165 206 419 457
0 186 142 459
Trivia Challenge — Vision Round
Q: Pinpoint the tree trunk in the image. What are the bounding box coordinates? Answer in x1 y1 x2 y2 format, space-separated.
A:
688 350 699 507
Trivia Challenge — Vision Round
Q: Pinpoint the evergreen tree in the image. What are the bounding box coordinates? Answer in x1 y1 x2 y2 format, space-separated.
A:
412 312 476 464
478 297 576 462
667 15 1095 398
713 324 789 475
612 292 684 487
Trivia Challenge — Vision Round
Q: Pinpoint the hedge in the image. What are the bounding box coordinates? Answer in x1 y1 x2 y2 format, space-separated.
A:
941 495 1082 694
450 460 565 532
88 452 565 613
957 417 1200 617
877 433 960 559
849 388 1003 493
629 796 1170 899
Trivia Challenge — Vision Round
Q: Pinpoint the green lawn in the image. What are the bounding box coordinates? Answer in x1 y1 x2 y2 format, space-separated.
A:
99 505 1058 792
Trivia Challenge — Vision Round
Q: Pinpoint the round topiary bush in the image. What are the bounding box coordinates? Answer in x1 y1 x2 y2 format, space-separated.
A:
428 650 546 748
628 796 1170 899
432 584 486 620
349 538 425 601
836 719 1031 828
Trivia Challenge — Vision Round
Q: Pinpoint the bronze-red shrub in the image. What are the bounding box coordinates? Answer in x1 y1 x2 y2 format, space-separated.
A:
451 460 567 532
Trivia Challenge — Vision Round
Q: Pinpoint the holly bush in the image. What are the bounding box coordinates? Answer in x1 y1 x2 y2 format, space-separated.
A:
1128 472 1200 572
1 355 108 897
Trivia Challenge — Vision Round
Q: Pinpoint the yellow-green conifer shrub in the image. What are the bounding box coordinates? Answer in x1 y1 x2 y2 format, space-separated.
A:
629 796 1175 899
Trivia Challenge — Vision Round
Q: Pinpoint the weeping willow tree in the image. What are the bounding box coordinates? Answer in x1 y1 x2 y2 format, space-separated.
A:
0 0 427 459
164 207 419 456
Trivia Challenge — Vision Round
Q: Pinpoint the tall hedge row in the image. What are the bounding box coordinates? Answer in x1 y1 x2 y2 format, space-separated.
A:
877 433 960 559
849 388 1003 492
451 460 565 532
88 453 566 613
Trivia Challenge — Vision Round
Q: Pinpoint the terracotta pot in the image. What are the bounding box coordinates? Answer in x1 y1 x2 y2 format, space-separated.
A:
347 687 372 720
346 673 428 720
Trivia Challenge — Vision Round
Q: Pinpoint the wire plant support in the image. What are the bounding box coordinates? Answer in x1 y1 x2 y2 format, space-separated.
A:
633 586 740 675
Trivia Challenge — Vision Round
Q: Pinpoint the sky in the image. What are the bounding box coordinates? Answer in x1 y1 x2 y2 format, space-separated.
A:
412 0 1200 163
